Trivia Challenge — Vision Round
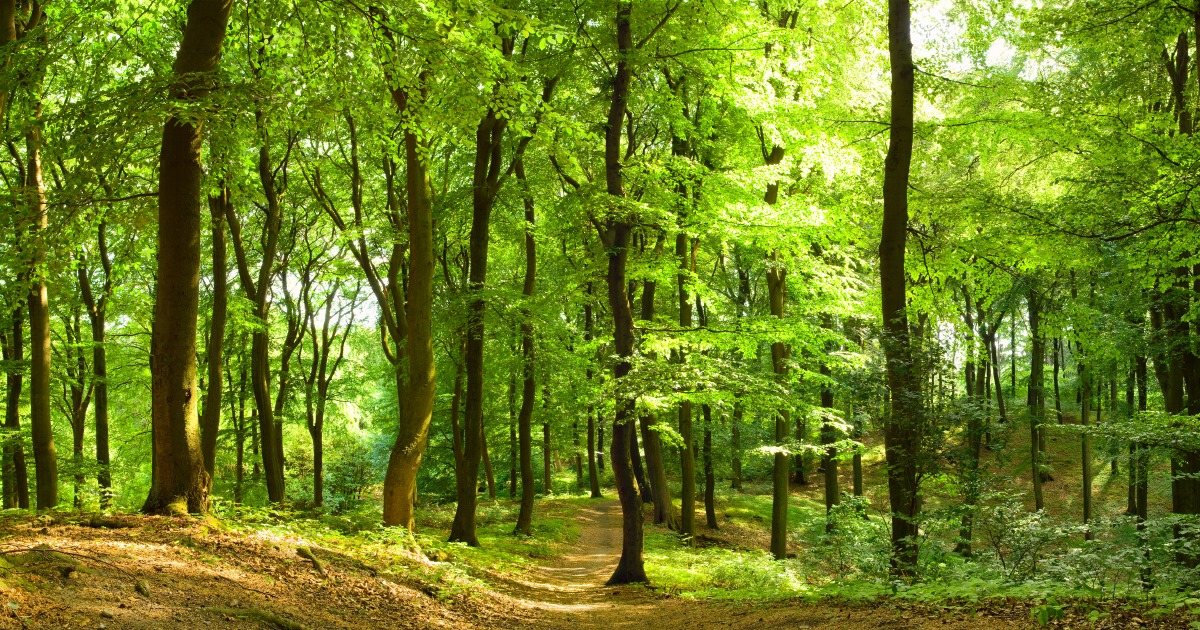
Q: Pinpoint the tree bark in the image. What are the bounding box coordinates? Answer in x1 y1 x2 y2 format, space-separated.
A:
225 109 289 504
880 0 920 574
820 345 839 532
637 240 677 527
1 308 29 509
200 190 228 483
509 370 517 499
543 415 552 495
702 404 717 529
79 221 113 507
1028 288 1045 510
380 83 438 530
451 64 513 545
24 80 56 512
144 0 231 515
514 155 538 535
585 296 602 499
676 231 696 540
601 0 647 585
767 250 790 560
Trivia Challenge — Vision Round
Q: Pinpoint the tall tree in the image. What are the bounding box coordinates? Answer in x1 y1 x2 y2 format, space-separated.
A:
77 220 113 506
143 0 232 515
880 0 921 574
199 190 228 483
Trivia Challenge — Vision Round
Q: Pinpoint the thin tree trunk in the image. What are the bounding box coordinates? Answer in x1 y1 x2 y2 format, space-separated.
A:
452 75 514 545
1127 365 1137 515
78 219 113 507
881 0 920 574
543 416 552 495
637 245 676 527
676 231 696 540
702 404 717 529
514 156 538 535
200 190 228 482
1010 319 1017 400
988 330 1008 424
730 403 742 491
584 297 601 498
481 428 496 499
1 311 29 509
767 249 790 560
509 370 517 499
234 374 245 503
574 418 583 490
630 425 650 503
226 155 286 504
957 292 984 555
1053 338 1063 424
1028 289 1045 510
820 353 839 532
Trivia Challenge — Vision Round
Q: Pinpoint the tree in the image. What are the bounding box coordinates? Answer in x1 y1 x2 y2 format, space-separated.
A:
880 0 920 574
143 0 232 515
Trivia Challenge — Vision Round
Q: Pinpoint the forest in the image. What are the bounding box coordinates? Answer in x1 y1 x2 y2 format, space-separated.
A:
2 0 1200 627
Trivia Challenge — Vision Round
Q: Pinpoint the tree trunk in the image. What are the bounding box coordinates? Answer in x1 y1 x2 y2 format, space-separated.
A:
514 155 538 535
509 371 518 499
482 427 496 499
0 0 14 124
731 403 742 491
452 86 513 546
381 98 438 530
598 422 605 472
543 417 552 494
233 360 246 503
988 330 1008 424
1127 365 1137 515
200 190 228 483
630 425 650 503
588 407 601 497
79 221 113 508
1053 338 1063 423
637 244 676 527
702 404 717 529
144 0 231 514
584 297 601 498
62 308 90 508
820 354 839 532
881 0 920 574
226 150 286 505
574 418 583 489
1028 289 1045 510
767 250 790 560
676 232 696 540
1 309 28 509
1079 340 1093 538
601 0 647 585
956 292 984 555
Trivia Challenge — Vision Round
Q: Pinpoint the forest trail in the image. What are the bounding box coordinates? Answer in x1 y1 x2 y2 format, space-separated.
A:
502 500 1022 630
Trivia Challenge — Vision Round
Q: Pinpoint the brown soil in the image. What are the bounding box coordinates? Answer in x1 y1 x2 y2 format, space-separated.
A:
0 514 512 629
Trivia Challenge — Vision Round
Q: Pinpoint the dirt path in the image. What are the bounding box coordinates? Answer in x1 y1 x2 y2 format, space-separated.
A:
502 500 1024 630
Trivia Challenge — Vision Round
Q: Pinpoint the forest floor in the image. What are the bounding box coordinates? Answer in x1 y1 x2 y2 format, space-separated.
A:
0 487 1187 628
498 499 1028 629
0 499 1035 630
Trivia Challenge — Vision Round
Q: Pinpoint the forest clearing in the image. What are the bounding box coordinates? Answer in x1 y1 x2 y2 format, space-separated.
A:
6 0 1200 627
